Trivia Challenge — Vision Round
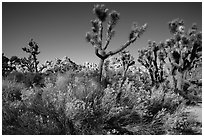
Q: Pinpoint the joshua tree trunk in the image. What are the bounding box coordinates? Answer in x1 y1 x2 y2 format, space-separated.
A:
120 66 129 87
176 70 188 94
148 68 155 87
99 59 105 82
116 65 129 104
33 55 38 73
172 75 177 89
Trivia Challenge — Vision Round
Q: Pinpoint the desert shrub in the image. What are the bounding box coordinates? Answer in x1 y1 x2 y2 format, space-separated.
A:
41 70 143 135
2 80 26 134
163 104 202 135
105 78 190 135
2 46 201 135
5 71 45 88
99 78 146 134
2 80 70 135
134 85 201 135
2 66 201 135
41 70 104 134
6 71 25 83
2 80 25 102
136 83 183 123
23 72 45 87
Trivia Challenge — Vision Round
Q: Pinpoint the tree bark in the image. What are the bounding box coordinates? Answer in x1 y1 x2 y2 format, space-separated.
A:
107 36 137 57
33 55 38 73
176 70 188 94
121 65 129 87
148 68 155 87
99 59 105 82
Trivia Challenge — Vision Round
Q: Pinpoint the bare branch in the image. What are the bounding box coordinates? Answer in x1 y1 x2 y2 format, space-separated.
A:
107 36 137 57
104 37 110 50
95 47 104 59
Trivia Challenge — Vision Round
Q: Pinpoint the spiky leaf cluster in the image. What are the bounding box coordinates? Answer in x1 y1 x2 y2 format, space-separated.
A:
129 23 147 40
93 4 109 22
168 18 184 34
106 11 120 42
22 39 40 55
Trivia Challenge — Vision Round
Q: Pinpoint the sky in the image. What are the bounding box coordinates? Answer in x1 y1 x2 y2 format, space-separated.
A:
2 2 202 65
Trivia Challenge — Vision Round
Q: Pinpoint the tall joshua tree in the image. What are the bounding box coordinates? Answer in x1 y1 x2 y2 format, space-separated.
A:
22 39 40 73
165 19 202 95
86 4 147 82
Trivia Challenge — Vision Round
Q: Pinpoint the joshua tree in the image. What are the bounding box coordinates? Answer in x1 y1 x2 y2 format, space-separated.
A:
116 51 135 103
138 19 202 97
9 56 21 70
119 51 135 86
165 19 202 96
2 53 11 77
138 41 167 88
2 54 21 76
86 4 147 82
22 39 40 73
20 56 35 72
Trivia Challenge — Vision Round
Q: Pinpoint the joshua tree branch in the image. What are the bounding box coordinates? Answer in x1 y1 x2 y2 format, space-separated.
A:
103 37 110 50
95 47 104 59
107 36 138 57
99 21 103 49
153 48 159 81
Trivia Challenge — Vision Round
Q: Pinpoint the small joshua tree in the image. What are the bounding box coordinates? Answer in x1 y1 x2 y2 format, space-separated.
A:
38 60 55 74
22 39 40 73
2 53 10 77
86 4 147 82
165 19 202 95
9 56 21 70
2 54 21 76
138 41 167 88
104 51 135 83
119 51 135 85
116 51 135 103
20 56 35 72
